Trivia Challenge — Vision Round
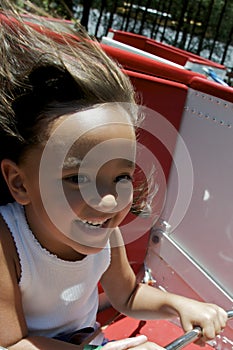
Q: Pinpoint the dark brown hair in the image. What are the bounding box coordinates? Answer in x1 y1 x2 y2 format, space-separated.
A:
0 1 152 216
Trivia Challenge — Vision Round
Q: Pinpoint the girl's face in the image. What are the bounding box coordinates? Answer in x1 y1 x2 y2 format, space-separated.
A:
20 104 136 259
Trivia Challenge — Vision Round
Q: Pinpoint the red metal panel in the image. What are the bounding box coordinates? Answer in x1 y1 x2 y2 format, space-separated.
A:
101 43 206 86
109 29 226 70
190 76 233 102
102 316 214 350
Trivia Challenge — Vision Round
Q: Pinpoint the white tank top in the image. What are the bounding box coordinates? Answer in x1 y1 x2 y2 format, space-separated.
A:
0 202 111 338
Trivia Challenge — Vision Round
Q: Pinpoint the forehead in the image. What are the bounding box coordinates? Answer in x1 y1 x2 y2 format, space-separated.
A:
51 103 135 136
47 103 137 167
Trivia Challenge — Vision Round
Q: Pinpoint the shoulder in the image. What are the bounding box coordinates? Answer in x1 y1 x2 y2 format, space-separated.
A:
0 212 21 281
0 213 28 345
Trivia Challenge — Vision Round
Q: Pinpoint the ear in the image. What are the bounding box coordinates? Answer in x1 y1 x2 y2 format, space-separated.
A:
1 159 30 205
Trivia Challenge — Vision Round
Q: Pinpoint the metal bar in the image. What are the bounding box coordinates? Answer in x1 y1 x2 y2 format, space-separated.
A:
165 310 233 350
165 327 202 350
227 310 233 319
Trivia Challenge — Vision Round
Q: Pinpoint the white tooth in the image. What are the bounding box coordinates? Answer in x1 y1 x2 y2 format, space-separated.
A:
78 218 107 227
90 220 104 225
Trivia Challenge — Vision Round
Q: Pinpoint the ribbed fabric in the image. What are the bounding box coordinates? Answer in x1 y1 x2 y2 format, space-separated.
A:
0 202 111 338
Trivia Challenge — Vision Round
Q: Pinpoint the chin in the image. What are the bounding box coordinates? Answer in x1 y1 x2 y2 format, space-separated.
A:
69 221 112 251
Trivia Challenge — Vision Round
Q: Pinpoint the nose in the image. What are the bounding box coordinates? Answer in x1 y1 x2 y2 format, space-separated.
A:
98 194 117 211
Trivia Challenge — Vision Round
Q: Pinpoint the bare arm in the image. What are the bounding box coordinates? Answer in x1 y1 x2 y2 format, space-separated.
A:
0 219 82 350
0 216 28 348
100 228 228 341
100 228 178 320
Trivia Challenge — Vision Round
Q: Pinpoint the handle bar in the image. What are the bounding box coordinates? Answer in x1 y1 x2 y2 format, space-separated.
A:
165 310 233 350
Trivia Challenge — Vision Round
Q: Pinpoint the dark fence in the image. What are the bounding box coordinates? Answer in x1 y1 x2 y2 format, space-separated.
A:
76 0 233 71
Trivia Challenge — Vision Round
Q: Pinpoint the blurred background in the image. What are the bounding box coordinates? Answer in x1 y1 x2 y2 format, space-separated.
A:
13 0 233 85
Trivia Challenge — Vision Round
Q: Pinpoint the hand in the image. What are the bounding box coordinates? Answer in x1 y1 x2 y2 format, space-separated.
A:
102 335 164 350
177 299 227 341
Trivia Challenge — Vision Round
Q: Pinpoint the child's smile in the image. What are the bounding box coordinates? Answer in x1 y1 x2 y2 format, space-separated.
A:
76 216 109 229
20 104 136 258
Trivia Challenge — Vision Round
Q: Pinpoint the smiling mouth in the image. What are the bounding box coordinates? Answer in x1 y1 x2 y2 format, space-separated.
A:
77 217 110 229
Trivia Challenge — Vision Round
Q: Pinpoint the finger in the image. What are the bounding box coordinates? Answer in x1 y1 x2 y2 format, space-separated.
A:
209 307 227 336
194 305 221 339
103 335 148 350
180 319 193 333
201 321 222 340
218 308 228 329
214 309 227 334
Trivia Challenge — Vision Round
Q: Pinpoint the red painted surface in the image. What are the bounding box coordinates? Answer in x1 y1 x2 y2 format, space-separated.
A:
102 316 214 350
190 76 233 101
102 43 206 86
126 69 187 180
109 29 226 70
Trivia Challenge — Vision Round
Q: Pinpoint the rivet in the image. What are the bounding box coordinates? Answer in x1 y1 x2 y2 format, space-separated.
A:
152 234 160 244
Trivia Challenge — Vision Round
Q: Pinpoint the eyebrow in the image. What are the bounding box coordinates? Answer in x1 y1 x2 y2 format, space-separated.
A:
62 157 135 170
62 157 82 170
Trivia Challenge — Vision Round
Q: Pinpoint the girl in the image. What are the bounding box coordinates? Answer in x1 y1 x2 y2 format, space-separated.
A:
0 2 227 350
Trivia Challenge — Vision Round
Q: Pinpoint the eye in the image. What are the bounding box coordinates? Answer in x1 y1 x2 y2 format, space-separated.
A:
64 174 90 185
115 174 133 184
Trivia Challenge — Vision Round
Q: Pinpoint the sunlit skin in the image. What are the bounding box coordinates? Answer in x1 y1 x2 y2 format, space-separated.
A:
17 105 137 260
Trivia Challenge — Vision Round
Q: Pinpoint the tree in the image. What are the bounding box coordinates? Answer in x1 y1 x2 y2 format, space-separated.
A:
12 0 233 66
172 0 189 47
221 23 233 65
80 0 93 29
208 0 229 59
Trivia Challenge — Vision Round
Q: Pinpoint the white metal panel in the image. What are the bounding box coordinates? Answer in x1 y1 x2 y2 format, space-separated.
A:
101 36 185 69
162 88 233 297
146 88 233 346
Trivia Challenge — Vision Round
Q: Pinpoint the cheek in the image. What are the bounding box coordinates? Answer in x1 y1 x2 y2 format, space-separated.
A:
26 178 42 206
40 182 83 222
117 198 133 222
125 199 133 214
63 188 83 211
117 184 134 211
